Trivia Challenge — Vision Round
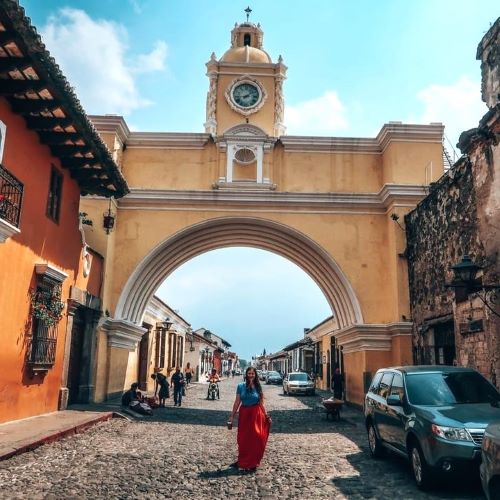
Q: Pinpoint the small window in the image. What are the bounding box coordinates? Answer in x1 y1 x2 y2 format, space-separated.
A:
47 166 63 222
389 373 405 400
376 372 394 399
244 34 251 46
155 327 167 369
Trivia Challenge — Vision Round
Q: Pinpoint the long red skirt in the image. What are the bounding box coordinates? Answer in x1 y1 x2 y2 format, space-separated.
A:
237 404 270 468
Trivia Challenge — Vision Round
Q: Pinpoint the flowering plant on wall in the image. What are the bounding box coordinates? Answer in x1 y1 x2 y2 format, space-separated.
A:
30 285 65 327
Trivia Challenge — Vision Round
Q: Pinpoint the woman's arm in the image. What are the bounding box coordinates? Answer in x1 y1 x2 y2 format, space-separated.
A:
259 394 272 422
229 394 241 422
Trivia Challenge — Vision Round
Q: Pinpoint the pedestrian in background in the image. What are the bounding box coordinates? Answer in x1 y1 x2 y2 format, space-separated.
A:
331 367 344 401
151 373 170 407
185 363 193 385
227 366 271 472
171 367 185 407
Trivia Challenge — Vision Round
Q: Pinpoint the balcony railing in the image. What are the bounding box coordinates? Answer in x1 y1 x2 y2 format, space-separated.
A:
0 163 23 228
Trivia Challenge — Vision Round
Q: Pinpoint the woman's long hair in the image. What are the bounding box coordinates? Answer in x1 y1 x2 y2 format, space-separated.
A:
245 367 263 401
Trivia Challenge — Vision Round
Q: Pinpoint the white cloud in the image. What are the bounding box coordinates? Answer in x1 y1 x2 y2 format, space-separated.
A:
134 41 168 73
415 76 487 150
41 8 167 115
285 91 349 136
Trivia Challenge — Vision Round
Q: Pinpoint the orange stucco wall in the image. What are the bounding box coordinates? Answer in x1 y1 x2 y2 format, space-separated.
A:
0 98 92 423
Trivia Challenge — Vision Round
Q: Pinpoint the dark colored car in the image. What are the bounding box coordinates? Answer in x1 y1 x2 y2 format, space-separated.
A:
265 371 283 385
364 366 500 490
481 421 500 500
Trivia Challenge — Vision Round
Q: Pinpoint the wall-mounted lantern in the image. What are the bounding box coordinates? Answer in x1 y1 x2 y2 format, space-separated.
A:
447 255 500 318
103 197 115 235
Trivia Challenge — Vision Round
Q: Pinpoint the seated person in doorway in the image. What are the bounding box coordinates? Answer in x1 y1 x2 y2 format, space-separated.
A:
171 367 185 407
206 368 220 399
151 372 170 407
121 382 140 407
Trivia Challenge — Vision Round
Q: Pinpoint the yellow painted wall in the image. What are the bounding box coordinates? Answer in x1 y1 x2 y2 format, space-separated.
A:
382 142 443 185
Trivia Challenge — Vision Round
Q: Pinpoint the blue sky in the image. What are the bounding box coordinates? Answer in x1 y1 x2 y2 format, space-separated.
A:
19 1 498 359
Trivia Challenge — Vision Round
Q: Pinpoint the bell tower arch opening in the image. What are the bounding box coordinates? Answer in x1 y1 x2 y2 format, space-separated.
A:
115 217 363 330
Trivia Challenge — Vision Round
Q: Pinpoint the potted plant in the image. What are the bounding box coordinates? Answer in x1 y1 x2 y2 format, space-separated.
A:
30 285 65 326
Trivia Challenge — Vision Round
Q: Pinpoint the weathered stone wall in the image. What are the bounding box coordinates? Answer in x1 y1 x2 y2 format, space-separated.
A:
477 17 500 109
405 105 500 387
405 157 480 325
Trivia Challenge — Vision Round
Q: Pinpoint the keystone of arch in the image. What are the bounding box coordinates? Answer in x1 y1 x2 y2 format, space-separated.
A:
114 217 363 332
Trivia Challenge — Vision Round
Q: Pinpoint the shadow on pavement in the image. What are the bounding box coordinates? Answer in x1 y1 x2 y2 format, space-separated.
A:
331 450 483 499
198 467 246 479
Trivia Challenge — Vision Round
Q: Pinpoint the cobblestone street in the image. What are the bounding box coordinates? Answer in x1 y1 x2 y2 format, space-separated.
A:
0 378 484 499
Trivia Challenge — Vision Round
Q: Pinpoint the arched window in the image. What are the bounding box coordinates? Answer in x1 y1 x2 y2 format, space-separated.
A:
244 34 251 46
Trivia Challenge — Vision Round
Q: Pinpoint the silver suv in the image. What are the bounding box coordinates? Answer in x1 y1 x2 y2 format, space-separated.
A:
364 366 500 490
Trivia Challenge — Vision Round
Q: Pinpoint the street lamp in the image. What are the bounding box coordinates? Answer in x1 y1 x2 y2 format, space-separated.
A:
187 327 195 351
447 255 500 318
160 318 173 330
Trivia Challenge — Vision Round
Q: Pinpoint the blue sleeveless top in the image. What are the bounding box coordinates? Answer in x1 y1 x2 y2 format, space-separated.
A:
237 382 260 406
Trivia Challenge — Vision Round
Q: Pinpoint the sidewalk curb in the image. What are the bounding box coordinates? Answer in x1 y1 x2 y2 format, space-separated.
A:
0 412 114 462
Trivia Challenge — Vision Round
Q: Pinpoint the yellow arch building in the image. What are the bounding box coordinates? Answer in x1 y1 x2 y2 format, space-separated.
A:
81 20 444 405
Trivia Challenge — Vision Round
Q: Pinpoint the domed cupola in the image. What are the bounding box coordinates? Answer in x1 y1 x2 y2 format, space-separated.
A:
220 22 272 64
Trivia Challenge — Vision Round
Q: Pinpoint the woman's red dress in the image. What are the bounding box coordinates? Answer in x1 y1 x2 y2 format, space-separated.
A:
237 404 270 468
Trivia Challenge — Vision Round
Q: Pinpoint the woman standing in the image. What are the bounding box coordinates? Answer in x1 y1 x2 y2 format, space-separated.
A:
228 367 272 472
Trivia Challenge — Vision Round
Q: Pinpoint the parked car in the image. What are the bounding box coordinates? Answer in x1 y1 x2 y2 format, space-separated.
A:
265 371 283 385
481 421 500 500
364 366 500 491
259 370 267 381
283 372 316 395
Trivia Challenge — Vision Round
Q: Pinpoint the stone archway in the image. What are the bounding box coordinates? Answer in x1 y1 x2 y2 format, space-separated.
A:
115 216 363 330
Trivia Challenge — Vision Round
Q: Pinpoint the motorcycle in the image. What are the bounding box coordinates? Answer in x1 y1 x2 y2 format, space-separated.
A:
208 381 220 400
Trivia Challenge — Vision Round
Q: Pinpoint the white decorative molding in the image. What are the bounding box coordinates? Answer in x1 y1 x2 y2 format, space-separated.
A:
213 180 277 191
88 115 130 144
281 123 443 153
334 322 413 354
35 263 68 283
118 183 427 213
114 217 363 329
102 318 146 350
204 71 218 135
125 133 211 149
0 217 20 243
224 75 268 117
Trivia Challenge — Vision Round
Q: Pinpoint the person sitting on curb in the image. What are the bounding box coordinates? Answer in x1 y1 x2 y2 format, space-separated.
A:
121 382 140 407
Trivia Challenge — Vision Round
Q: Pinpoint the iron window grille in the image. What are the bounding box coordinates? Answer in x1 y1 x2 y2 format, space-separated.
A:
29 278 61 368
0 163 23 227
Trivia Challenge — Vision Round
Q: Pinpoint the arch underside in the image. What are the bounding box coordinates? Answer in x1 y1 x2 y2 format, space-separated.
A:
116 217 363 329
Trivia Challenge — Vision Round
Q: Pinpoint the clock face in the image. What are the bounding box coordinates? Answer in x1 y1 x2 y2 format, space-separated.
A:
232 83 260 108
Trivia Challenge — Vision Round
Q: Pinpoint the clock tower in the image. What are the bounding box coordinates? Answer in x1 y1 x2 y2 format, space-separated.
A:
204 19 287 138
204 15 287 187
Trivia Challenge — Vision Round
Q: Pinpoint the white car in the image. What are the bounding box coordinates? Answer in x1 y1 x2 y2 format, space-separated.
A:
283 372 316 396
